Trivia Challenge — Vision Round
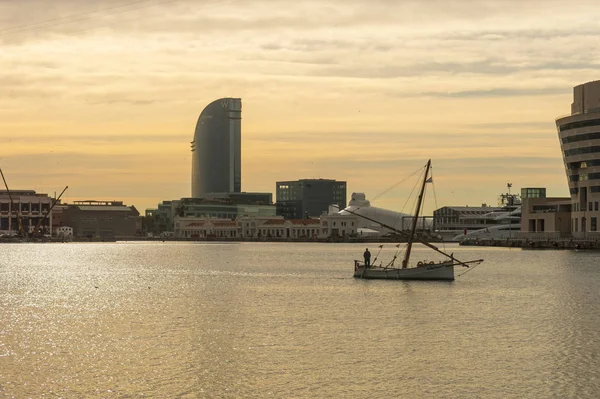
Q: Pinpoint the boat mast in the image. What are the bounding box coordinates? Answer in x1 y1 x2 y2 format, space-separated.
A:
402 159 431 268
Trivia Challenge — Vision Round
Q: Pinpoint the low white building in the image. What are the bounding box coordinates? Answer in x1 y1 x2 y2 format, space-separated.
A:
55 226 73 241
174 217 237 239
173 214 359 240
236 215 286 239
320 213 359 238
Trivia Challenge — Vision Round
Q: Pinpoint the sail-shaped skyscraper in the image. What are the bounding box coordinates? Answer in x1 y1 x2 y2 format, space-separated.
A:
191 98 242 197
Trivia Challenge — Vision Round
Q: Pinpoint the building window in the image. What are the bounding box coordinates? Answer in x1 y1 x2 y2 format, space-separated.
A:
590 202 594 211
596 202 599 211
592 217 598 232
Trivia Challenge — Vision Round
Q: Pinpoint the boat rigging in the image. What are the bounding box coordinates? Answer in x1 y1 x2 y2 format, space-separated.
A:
351 159 483 280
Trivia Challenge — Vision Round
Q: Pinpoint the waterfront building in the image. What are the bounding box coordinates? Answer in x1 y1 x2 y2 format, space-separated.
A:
556 80 600 238
175 217 238 239
191 98 242 197
0 190 53 236
173 213 358 240
147 193 275 235
145 201 177 235
62 200 141 239
320 212 359 238
50 202 68 235
518 190 571 239
55 226 74 241
276 179 347 219
258 219 323 239
177 193 275 220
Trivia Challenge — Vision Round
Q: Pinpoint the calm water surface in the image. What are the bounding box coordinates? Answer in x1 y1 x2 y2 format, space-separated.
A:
1 242 599 398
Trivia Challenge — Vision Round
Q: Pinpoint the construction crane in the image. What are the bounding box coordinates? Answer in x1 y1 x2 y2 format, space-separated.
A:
0 168 25 237
33 185 68 238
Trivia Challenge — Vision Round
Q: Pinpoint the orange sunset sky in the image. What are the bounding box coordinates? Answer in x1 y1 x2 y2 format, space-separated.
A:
1 0 599 214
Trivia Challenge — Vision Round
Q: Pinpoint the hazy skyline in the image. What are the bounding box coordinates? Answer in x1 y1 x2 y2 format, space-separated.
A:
1 0 599 213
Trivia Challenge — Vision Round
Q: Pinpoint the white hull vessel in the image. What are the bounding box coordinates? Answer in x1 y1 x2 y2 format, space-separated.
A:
354 260 455 280
349 160 483 281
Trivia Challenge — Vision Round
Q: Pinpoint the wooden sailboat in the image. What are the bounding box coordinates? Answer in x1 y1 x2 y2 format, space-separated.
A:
352 160 483 281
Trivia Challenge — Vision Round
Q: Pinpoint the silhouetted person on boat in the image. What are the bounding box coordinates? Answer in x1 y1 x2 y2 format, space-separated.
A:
363 248 371 268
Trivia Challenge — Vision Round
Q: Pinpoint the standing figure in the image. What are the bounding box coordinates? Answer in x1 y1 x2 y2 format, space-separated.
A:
363 248 371 268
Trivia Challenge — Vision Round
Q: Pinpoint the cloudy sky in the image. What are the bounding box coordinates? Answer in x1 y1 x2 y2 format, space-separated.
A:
1 0 599 213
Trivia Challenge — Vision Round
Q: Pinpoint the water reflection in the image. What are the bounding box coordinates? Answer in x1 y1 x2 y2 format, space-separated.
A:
0 243 599 398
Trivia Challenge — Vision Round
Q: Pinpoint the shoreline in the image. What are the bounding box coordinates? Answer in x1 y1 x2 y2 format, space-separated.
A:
459 238 600 250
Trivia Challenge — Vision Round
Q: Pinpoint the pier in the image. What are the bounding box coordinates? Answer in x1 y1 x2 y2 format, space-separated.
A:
459 238 600 250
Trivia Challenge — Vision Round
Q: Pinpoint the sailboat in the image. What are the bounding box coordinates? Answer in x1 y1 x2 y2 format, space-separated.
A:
352 160 483 281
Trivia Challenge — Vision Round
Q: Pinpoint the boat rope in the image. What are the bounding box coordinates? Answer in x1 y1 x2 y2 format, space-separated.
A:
368 165 424 239
384 165 427 234
386 243 405 268
370 166 424 203
428 166 447 253
371 244 384 266
384 254 397 269
456 261 482 277
406 167 425 218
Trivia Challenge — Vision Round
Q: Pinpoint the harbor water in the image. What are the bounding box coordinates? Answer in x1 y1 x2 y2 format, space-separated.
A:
1 242 599 398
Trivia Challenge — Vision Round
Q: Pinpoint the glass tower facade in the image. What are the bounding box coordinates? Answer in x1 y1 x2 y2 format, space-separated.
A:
191 98 242 197
276 179 347 219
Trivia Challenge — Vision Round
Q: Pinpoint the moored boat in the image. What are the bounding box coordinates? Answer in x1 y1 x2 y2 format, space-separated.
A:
350 160 483 281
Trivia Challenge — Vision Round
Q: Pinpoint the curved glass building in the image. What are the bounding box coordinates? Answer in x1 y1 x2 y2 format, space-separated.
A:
191 98 242 197
557 80 600 236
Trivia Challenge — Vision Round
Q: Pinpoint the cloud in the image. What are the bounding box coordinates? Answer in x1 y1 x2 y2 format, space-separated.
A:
422 87 570 98
0 0 592 211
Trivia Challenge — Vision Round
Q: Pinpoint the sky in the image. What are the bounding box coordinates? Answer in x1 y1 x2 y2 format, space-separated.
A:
1 0 599 214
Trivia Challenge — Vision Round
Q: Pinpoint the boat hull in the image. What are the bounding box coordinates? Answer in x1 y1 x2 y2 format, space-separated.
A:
354 261 455 281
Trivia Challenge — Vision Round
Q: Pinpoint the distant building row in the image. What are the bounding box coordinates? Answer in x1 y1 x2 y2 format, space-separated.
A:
451 80 600 240
174 213 359 240
188 97 348 218
146 179 347 234
0 190 140 239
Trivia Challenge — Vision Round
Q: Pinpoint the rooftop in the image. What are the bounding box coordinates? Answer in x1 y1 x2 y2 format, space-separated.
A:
76 205 133 212
74 200 124 206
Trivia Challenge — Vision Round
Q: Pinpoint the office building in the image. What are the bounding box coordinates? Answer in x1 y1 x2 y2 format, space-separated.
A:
176 193 275 219
556 80 600 237
146 193 275 234
276 179 347 219
191 98 242 197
